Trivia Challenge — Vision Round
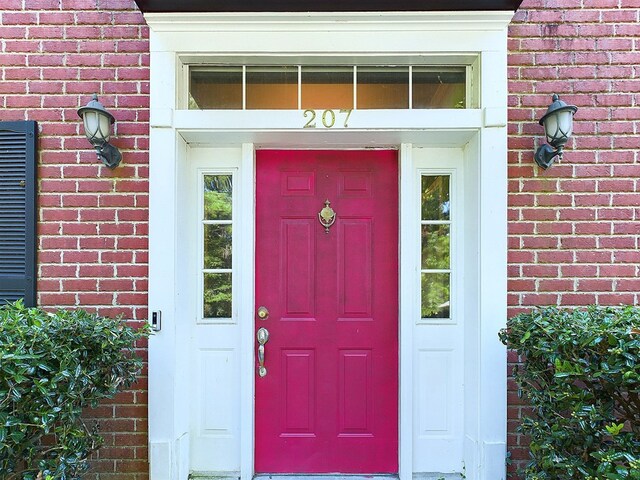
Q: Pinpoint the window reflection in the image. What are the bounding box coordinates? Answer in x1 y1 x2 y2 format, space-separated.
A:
189 65 467 110
301 66 353 109
203 174 233 320
357 67 409 109
246 66 298 109
421 175 452 320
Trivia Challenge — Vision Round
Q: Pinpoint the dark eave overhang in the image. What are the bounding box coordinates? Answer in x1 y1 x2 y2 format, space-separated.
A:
134 0 523 13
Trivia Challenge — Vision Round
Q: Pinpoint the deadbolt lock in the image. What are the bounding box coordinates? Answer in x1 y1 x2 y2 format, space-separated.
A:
257 306 269 320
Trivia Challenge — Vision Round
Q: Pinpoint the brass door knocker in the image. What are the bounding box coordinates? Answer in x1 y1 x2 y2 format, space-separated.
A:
318 200 336 234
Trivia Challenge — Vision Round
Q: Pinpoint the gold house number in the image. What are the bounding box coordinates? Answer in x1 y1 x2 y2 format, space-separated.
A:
303 109 353 129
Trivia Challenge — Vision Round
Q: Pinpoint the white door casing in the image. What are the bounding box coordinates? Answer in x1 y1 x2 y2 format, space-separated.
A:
147 11 511 480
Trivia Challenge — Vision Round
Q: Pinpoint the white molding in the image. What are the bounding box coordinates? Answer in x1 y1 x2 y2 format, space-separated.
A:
145 11 515 32
239 143 256 480
145 12 512 57
399 143 414 480
173 110 483 132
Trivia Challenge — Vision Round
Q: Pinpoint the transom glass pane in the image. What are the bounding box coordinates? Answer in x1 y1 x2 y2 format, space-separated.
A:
190 67 242 110
357 67 409 109
301 66 354 109
246 66 298 110
188 64 468 110
413 67 466 109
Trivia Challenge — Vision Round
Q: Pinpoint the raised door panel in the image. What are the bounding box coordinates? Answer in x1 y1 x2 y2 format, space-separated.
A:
339 350 373 435
281 219 315 319
338 219 373 319
281 350 316 435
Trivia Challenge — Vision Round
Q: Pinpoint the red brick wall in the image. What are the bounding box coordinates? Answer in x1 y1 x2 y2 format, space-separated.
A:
507 0 640 475
2 0 638 478
0 0 150 477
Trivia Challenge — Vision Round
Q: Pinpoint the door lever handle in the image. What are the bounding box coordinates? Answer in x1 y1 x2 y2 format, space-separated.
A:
256 327 269 377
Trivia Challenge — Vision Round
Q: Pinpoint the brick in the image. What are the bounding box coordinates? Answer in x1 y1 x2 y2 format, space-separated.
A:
597 293 636 305
574 194 610 206
577 279 614 292
522 293 558 305
561 264 598 277
616 279 640 292
521 236 558 249
99 279 135 291
78 293 115 304
537 250 574 263
40 293 78 306
597 179 635 192
561 236 596 249
575 251 613 263
538 279 574 292
63 251 99 263
599 236 636 249
522 265 559 278
559 293 597 306
597 208 634 220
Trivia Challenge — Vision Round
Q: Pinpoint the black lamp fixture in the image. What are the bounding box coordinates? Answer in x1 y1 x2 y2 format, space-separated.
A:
77 94 122 169
534 94 578 170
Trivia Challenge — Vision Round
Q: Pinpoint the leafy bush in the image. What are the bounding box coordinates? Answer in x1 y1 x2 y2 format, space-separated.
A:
0 301 149 480
500 306 640 480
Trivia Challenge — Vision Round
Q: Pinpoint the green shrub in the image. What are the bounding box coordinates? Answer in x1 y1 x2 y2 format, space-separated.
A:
499 306 640 480
0 301 149 480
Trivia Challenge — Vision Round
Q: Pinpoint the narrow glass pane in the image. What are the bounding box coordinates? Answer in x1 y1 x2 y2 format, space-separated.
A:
204 273 232 318
421 224 450 270
204 175 232 220
246 66 298 110
301 66 353 109
421 175 450 221
357 67 409 109
421 273 450 319
204 225 232 269
190 67 242 110
413 67 466 109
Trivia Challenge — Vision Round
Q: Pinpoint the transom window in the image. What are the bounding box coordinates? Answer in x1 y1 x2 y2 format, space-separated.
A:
189 65 467 110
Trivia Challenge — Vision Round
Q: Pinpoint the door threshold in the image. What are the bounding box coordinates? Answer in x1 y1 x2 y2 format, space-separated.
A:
254 476 398 480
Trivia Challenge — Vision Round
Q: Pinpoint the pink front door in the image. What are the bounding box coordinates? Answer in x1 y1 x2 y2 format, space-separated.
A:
255 150 398 474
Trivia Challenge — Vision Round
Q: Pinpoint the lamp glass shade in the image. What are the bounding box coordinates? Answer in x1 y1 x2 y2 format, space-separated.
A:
544 109 573 147
82 109 111 144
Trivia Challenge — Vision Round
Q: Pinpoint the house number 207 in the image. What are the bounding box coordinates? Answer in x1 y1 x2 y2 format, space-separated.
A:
303 109 352 129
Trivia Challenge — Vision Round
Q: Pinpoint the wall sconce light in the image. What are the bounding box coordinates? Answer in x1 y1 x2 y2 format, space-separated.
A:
534 94 578 170
77 94 122 169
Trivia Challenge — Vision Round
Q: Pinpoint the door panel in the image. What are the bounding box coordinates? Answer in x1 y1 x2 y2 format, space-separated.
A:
255 150 398 474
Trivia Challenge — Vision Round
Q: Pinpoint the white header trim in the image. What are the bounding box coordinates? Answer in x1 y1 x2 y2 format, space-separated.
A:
145 11 515 32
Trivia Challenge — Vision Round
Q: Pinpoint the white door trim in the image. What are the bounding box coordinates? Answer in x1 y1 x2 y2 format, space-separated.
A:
238 143 256 480
147 11 511 480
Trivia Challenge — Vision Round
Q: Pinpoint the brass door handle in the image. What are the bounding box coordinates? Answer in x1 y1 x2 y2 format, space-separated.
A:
257 327 269 377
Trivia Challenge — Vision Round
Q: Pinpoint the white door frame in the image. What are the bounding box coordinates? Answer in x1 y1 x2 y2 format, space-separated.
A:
147 12 511 480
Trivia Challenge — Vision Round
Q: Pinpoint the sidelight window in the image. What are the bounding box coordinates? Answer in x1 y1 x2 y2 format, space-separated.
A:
420 175 451 319
202 174 233 319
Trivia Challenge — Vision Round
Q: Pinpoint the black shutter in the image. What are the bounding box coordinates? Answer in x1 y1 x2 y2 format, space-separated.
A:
0 121 37 307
